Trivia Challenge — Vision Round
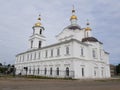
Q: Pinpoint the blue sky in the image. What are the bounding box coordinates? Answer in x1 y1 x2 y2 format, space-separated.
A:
0 0 120 65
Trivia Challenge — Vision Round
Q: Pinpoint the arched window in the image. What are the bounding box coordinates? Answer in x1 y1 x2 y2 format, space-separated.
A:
44 68 47 75
66 46 69 55
66 67 69 76
38 68 40 75
29 67 31 74
56 67 59 76
50 68 52 75
40 29 42 34
82 68 84 77
31 40 33 48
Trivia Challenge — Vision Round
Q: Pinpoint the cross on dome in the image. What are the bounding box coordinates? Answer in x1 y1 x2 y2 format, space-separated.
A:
34 14 42 27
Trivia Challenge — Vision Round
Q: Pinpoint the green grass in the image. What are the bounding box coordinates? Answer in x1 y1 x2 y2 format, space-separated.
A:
0 75 75 80
24 75 74 80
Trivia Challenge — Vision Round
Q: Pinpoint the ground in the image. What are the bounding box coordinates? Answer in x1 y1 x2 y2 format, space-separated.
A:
0 78 120 90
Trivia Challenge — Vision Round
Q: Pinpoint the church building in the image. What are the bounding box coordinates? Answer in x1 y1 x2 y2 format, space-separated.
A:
15 7 111 79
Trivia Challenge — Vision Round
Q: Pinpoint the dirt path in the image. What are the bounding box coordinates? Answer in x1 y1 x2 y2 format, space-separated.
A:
0 78 120 90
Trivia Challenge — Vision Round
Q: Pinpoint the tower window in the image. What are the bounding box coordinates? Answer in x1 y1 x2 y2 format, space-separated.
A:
31 40 33 48
87 32 88 37
40 29 42 34
39 41 41 48
33 29 35 34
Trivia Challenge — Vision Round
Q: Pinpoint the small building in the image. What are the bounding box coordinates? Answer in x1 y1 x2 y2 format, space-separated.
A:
110 64 116 76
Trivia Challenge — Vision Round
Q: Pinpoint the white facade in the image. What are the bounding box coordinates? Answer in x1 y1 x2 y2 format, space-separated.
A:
15 9 110 79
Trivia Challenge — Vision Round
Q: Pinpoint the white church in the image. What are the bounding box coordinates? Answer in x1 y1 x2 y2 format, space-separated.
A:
15 8 111 79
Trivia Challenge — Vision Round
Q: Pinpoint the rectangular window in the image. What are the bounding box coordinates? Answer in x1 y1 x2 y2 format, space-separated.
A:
38 52 40 59
30 53 32 60
57 48 60 56
23 55 24 62
27 54 29 61
45 50 48 58
92 49 97 58
34 52 36 60
20 56 21 62
92 50 96 58
101 67 104 77
100 49 103 60
81 47 84 56
51 49 53 57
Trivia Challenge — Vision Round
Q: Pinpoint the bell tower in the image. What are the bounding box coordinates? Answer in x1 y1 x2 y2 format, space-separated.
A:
29 15 46 50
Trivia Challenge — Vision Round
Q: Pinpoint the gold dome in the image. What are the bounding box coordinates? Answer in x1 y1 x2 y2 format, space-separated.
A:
35 22 41 27
85 19 91 31
70 15 77 20
85 27 91 31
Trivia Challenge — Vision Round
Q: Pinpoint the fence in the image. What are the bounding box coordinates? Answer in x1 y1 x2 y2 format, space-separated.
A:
16 69 74 78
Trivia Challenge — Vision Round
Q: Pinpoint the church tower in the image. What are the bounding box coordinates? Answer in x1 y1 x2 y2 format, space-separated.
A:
29 15 46 50
85 20 92 37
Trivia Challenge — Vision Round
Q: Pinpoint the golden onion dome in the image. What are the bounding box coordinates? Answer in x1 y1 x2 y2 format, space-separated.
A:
70 15 77 20
85 27 91 31
34 22 41 27
85 19 91 31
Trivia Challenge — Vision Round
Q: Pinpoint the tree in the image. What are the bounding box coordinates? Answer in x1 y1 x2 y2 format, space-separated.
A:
116 64 120 75
0 63 2 66
7 64 11 67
